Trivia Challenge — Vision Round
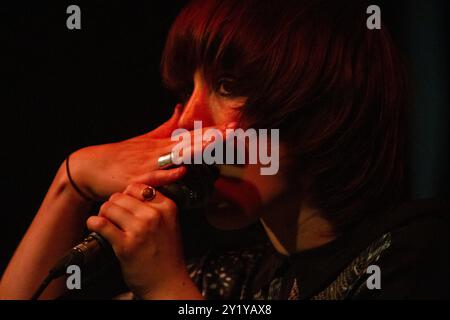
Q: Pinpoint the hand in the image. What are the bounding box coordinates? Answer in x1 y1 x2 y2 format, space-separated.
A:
86 183 202 299
68 104 232 201
67 104 183 201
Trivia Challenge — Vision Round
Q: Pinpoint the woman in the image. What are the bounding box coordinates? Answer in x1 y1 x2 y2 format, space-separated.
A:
1 0 449 300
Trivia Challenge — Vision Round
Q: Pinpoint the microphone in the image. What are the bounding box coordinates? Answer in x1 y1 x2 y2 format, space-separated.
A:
31 164 219 300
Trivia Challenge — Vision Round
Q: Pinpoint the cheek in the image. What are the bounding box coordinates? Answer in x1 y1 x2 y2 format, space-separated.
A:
209 97 243 125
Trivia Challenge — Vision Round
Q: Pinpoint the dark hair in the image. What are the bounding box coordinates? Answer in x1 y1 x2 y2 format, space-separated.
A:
161 0 409 233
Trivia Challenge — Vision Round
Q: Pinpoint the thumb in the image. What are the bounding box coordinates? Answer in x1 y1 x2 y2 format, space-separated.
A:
147 104 183 139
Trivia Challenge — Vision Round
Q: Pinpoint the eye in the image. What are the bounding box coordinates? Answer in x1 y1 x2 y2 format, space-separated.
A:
216 77 237 97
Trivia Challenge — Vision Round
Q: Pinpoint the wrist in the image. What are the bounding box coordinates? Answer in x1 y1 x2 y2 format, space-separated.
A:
66 155 95 202
54 161 94 207
68 148 98 201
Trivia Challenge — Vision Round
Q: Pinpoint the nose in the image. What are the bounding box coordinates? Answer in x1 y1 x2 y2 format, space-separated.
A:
177 74 215 130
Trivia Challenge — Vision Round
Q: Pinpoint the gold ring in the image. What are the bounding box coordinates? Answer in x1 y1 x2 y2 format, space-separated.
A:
141 186 157 201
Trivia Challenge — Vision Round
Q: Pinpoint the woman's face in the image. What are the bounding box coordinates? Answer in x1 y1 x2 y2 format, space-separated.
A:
177 71 291 229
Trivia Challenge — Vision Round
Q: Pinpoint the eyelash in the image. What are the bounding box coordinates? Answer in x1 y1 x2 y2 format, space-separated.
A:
215 78 237 97
176 77 240 102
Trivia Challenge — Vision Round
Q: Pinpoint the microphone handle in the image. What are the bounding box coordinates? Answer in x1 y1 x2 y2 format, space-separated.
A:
56 164 219 271
59 185 181 271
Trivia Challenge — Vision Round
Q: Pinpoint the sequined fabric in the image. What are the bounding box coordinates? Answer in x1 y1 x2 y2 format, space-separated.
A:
187 232 392 300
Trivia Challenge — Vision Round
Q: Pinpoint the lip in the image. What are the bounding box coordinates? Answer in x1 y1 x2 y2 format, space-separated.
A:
209 176 262 216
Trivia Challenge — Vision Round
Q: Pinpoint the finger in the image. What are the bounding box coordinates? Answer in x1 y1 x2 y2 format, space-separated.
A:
108 189 166 221
134 166 187 187
147 104 183 139
98 201 136 231
124 183 179 230
173 122 237 141
124 183 177 211
108 192 150 218
170 122 238 165
160 122 237 146
87 216 124 246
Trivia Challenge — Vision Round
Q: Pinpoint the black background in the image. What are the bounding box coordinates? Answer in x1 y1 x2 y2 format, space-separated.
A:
2 1 449 276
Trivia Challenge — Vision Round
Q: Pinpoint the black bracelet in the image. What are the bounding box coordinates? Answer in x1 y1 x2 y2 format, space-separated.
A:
65 155 94 202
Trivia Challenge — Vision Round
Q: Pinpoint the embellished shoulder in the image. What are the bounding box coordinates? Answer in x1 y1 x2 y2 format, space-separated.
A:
187 244 268 299
310 232 392 300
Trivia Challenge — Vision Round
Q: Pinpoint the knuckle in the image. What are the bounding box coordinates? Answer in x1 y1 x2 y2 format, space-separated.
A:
88 216 107 230
141 212 160 230
125 182 144 194
124 235 143 254
109 192 123 202
129 183 142 190
134 223 148 237
99 201 113 215
124 184 136 194
97 217 108 228
163 198 178 215
86 216 96 228
123 184 133 194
